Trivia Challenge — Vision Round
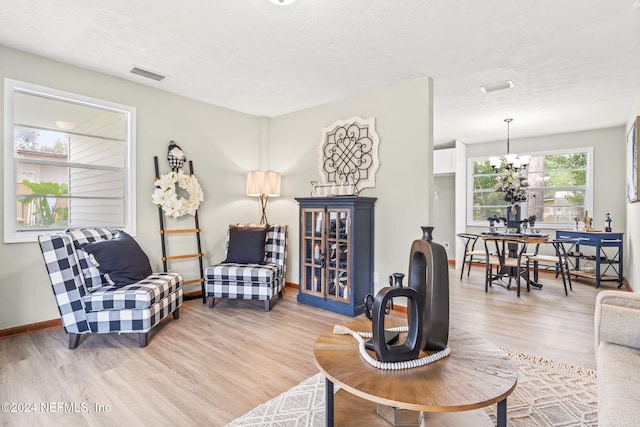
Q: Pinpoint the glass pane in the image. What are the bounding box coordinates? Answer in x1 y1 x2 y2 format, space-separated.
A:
472 173 499 191
303 211 312 236
14 89 127 169
335 270 348 300
314 211 323 236
15 127 69 158
69 134 126 168
14 91 126 141
304 267 313 292
16 194 68 230
327 270 336 297
338 212 347 238
68 198 125 228
16 162 69 192
69 167 125 198
537 205 585 224
544 152 587 171
15 162 125 230
17 162 125 199
527 189 586 224
473 191 508 206
473 206 510 222
15 125 126 168
473 160 494 174
328 212 337 238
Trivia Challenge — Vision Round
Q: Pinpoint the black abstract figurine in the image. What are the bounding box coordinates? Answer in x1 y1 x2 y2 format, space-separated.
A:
366 226 450 362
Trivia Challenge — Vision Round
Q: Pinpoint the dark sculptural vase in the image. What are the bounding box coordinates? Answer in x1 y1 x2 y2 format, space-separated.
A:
368 226 450 363
411 226 450 351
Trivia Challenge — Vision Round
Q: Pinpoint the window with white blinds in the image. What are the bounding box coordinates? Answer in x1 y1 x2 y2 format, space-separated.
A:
4 79 137 243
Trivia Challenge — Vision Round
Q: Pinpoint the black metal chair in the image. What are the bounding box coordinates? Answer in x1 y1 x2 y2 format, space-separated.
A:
525 238 579 296
457 233 486 280
483 237 530 297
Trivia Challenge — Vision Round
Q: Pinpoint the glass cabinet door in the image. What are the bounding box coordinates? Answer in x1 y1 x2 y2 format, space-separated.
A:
325 209 350 302
301 209 325 297
301 207 351 303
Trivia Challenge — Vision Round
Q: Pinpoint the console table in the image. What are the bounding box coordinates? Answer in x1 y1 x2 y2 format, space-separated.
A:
555 230 624 288
314 318 517 427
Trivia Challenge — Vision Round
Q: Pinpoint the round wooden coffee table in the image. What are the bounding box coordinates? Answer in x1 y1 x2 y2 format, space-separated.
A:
314 318 517 427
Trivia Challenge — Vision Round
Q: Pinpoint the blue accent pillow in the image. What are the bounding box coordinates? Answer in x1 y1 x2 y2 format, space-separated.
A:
82 231 152 286
225 225 268 264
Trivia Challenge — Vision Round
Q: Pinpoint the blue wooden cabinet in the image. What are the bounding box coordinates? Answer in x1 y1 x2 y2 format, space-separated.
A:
555 230 624 288
295 197 376 316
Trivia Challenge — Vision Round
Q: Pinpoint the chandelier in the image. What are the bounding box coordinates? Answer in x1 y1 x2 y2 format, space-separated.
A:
489 118 530 172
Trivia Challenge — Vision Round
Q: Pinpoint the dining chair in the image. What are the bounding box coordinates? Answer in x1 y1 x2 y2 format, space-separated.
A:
525 238 579 296
457 233 486 280
483 237 530 297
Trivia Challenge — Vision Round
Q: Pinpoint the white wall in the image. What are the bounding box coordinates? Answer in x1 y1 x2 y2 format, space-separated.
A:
270 77 434 295
0 45 435 329
433 175 455 259
0 45 265 329
626 95 640 292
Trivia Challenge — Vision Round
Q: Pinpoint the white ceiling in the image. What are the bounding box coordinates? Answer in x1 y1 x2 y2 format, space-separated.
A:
2 0 640 147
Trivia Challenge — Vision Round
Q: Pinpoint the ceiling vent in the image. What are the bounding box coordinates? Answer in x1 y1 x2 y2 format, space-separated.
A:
480 80 514 93
130 66 167 81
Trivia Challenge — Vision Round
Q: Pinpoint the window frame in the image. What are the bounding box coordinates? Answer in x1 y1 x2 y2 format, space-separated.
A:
467 146 593 229
3 78 137 243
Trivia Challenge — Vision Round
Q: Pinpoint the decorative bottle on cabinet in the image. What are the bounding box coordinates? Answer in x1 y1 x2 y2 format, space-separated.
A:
295 196 376 316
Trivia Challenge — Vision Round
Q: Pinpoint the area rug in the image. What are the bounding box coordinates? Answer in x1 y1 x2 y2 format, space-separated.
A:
227 348 597 427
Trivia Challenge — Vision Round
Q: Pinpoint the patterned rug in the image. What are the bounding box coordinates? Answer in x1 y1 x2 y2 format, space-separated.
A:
227 348 598 427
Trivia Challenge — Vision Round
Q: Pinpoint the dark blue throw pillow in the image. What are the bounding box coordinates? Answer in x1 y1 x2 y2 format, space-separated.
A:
225 225 268 264
82 231 152 286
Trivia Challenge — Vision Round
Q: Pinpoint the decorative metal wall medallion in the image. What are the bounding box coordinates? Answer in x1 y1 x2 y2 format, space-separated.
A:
319 117 380 191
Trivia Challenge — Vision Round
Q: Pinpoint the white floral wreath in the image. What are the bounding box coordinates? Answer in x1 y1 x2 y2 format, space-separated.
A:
152 170 204 218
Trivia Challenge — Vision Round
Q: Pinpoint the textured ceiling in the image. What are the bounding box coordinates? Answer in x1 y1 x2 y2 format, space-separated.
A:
1 0 640 146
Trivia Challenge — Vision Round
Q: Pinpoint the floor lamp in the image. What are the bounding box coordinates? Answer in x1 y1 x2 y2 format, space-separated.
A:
246 171 281 224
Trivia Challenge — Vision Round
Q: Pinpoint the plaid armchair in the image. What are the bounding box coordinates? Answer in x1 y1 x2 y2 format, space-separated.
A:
38 228 183 348
205 225 287 312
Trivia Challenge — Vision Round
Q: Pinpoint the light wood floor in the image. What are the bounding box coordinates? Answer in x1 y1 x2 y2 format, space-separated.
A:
0 266 610 426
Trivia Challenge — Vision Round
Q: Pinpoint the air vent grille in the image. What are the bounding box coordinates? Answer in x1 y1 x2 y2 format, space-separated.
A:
480 80 514 93
130 67 167 81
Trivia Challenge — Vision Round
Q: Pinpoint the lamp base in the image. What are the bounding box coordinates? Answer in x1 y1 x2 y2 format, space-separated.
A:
259 194 269 224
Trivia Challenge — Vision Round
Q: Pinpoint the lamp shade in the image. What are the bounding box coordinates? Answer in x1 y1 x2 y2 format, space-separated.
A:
246 171 281 197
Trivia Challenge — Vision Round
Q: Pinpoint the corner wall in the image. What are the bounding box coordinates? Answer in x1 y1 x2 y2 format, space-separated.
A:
0 45 264 329
270 77 434 295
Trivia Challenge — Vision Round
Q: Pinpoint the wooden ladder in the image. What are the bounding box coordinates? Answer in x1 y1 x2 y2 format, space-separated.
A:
154 156 206 303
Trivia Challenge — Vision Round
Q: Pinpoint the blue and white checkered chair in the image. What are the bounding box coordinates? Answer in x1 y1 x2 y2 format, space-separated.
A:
38 228 183 348
205 225 287 312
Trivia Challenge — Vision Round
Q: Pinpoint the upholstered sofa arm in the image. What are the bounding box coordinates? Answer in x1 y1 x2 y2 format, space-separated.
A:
595 290 640 352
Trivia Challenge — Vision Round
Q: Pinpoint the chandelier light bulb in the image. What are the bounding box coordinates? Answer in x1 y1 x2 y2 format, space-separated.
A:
489 118 529 173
